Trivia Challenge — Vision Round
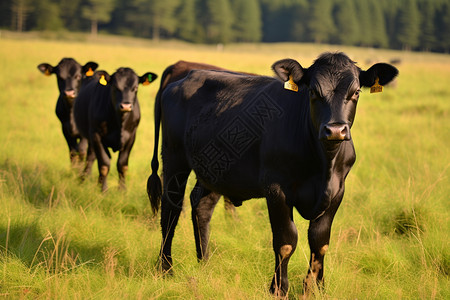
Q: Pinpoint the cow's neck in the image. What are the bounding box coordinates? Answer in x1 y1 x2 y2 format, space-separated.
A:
322 142 343 162
299 119 351 218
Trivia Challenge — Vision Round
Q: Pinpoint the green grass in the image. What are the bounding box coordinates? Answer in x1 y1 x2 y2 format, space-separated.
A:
0 34 449 299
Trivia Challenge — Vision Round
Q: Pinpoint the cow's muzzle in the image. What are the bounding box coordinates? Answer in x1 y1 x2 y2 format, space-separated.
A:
65 89 76 101
120 103 133 112
320 123 351 141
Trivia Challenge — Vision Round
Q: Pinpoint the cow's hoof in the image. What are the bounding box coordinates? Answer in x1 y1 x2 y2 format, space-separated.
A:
302 275 324 298
158 257 174 275
269 280 288 298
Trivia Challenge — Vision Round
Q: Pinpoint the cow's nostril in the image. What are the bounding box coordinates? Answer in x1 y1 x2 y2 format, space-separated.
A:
322 124 349 141
120 103 133 112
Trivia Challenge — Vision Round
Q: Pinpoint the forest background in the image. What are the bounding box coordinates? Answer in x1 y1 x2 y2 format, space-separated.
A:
2 0 450 53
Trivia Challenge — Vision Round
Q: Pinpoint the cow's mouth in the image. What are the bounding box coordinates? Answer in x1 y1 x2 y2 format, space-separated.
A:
65 96 76 103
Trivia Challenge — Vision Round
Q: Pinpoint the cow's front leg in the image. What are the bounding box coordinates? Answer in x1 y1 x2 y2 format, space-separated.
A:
91 133 110 192
190 182 220 261
78 137 88 163
303 191 343 296
81 143 96 180
117 151 130 191
117 136 135 190
266 184 298 297
62 123 80 166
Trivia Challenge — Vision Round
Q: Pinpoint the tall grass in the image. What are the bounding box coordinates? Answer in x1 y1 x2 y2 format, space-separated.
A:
0 34 449 298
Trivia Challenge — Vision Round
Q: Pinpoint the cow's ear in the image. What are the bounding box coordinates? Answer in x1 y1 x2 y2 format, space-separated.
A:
140 72 158 86
272 59 305 83
83 62 99 77
95 71 111 86
360 63 399 87
38 63 54 76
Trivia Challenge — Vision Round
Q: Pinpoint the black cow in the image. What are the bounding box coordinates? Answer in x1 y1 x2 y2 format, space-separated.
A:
148 60 254 216
74 68 157 191
147 52 398 296
38 58 99 166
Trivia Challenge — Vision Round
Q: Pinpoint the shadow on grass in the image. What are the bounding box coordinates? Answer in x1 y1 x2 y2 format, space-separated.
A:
0 158 79 208
1 158 159 277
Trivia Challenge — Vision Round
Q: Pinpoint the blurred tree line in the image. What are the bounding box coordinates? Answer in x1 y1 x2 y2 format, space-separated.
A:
1 0 450 52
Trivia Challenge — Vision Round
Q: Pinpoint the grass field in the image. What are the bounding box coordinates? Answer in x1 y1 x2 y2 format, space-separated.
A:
0 33 449 299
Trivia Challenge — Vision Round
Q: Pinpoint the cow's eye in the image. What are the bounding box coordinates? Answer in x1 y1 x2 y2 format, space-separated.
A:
348 89 361 101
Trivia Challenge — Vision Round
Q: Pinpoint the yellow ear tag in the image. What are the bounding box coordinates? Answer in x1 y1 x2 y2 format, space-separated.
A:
370 77 383 93
99 75 107 86
45 69 51 76
284 75 298 92
86 68 94 77
142 78 150 86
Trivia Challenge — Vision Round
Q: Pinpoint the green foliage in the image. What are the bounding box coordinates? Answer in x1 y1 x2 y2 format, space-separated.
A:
2 0 450 52
203 0 233 44
0 36 449 298
333 0 359 45
369 0 389 48
396 0 421 50
175 0 196 42
308 0 335 43
230 0 262 42
81 0 115 35
34 0 64 31
437 2 450 52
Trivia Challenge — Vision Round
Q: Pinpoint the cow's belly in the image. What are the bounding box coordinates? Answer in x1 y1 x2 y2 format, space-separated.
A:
187 128 264 200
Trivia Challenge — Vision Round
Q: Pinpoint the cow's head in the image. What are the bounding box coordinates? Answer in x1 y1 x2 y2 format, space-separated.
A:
98 68 158 114
38 58 98 103
272 52 398 144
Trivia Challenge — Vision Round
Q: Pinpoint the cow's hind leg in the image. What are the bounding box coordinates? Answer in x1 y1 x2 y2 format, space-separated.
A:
223 197 237 218
266 184 298 297
159 168 190 273
303 191 343 296
190 182 220 261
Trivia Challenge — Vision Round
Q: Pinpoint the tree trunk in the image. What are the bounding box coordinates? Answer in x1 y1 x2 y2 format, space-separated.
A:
11 0 28 32
152 15 160 42
91 19 98 37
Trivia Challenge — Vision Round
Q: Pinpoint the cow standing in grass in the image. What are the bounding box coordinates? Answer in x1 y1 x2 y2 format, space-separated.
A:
38 58 99 166
147 52 398 296
149 61 242 216
74 68 157 191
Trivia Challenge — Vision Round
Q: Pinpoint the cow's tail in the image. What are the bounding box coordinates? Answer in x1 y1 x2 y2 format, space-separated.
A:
147 85 164 216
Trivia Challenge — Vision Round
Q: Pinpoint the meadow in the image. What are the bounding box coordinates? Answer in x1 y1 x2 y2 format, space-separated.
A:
0 33 449 299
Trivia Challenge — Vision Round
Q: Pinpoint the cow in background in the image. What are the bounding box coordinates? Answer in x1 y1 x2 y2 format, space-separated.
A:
38 58 99 166
148 53 398 296
74 68 157 192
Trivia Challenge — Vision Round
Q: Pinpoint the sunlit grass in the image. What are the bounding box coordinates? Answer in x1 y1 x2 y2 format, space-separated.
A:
0 34 449 298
